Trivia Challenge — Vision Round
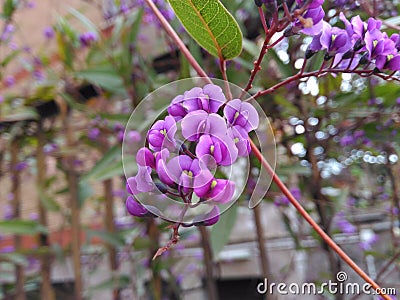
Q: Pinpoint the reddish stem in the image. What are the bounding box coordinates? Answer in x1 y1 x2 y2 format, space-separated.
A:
242 22 278 94
258 7 269 34
248 139 391 300
220 58 232 100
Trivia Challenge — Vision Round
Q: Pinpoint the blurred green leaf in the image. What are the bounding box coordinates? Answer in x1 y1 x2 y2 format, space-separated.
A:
0 108 38 122
1 49 21 67
74 67 125 95
2 0 18 19
0 220 48 235
210 203 238 258
68 7 98 34
169 0 242 59
85 229 125 247
38 188 61 212
78 180 93 207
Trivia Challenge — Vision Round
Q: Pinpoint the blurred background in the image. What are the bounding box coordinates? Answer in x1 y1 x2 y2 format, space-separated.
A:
0 0 399 299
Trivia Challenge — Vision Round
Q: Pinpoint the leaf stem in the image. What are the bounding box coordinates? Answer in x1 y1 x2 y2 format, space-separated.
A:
219 58 232 100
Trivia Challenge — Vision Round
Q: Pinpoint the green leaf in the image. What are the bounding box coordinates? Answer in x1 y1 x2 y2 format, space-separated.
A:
3 0 18 19
0 220 48 235
68 8 98 34
38 188 61 212
210 203 238 258
74 67 125 95
1 49 21 67
168 0 242 59
0 108 38 123
78 180 93 207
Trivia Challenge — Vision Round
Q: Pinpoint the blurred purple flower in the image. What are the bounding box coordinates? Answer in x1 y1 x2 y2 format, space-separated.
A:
334 212 356 234
43 27 55 39
79 32 98 47
88 128 100 141
5 75 15 87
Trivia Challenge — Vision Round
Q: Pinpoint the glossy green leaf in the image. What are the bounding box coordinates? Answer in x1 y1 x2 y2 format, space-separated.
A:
210 203 238 258
0 220 48 235
168 0 242 59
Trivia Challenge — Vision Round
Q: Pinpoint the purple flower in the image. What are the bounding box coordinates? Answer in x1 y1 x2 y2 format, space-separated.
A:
375 52 400 71
157 155 211 194
196 134 238 166
5 75 15 87
320 22 352 57
193 175 236 204
126 196 154 217
147 116 177 151
365 29 393 60
168 84 226 121
43 143 58 154
353 130 365 140
335 212 356 234
15 161 28 171
79 32 98 47
88 128 100 141
136 147 156 169
127 166 154 195
227 125 251 156
224 99 259 132
43 27 55 39
126 130 141 144
181 111 227 142
340 135 354 147
274 188 301 207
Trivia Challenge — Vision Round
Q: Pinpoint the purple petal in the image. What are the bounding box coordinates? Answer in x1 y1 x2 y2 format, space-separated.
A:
202 84 226 113
136 147 156 169
181 111 227 141
126 196 148 217
208 179 236 204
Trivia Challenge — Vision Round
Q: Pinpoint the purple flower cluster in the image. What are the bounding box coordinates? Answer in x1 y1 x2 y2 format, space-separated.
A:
301 4 400 72
126 84 259 226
